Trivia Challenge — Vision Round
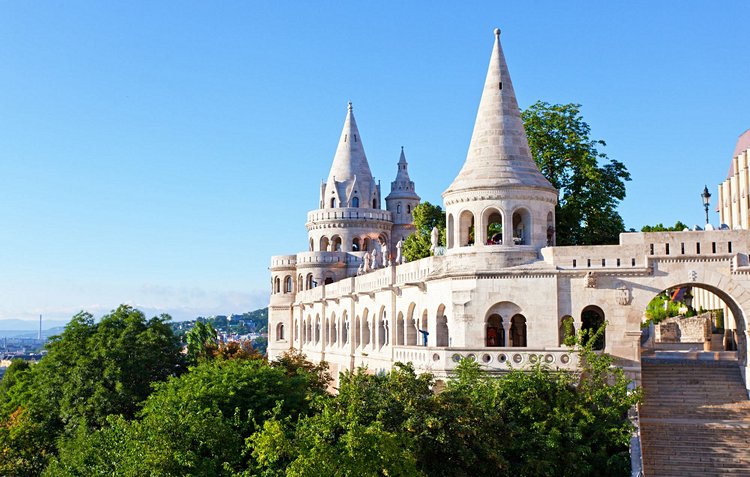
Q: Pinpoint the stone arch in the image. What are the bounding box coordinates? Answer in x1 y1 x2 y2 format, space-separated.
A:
284 275 292 293
546 211 555 246
581 305 605 350
352 237 361 251
396 311 405 346
378 306 388 349
305 273 313 290
510 314 527 347
436 304 449 347
559 315 575 346
314 315 321 344
362 308 370 347
482 207 503 245
363 237 371 252
331 235 342 252
406 303 417 346
276 322 285 341
459 210 475 246
447 214 455 249
512 207 532 245
274 276 280 294
320 236 330 251
486 313 505 347
420 309 429 346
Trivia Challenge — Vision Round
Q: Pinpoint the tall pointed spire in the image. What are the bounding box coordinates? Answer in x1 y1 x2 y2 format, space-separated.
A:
445 29 554 194
386 146 419 201
327 102 374 185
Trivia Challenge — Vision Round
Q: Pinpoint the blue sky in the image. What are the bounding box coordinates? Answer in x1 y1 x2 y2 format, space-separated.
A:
1 1 748 322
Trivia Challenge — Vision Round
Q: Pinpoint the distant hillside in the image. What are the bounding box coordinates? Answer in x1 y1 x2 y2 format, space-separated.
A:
0 319 68 331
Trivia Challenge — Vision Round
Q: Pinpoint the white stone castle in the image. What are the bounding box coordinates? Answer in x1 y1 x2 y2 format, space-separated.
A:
269 29 750 388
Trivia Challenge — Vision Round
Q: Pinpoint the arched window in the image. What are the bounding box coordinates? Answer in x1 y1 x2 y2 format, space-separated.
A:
397 204 402 214
419 310 429 346
581 306 605 350
276 323 285 341
314 316 321 344
436 305 449 347
406 303 417 346
298 274 303 292
330 198 336 208
378 308 387 349
486 314 505 347
352 237 360 251
306 274 313 290
372 198 377 209
352 197 359 208
547 211 555 246
395 312 405 346
407 205 411 214
447 214 455 248
274 277 280 294
510 314 527 347
512 208 531 245
324 277 334 285
485 210 503 245
294 319 298 341
459 210 475 246
331 235 342 251
320 236 329 251
284 276 292 293
559 316 575 345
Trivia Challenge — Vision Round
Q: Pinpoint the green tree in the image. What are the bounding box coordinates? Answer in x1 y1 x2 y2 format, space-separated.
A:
640 221 689 232
522 101 631 246
402 202 446 261
0 305 184 475
185 320 218 364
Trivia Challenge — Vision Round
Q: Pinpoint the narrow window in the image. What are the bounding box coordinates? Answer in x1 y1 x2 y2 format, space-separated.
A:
696 243 701 254
372 199 377 209
397 204 402 213
631 258 635 266
352 197 359 208
587 259 591 268
729 241 733 253
616 258 621 267
665 243 670 255
573 259 577 268
354 134 357 142
344 134 347 142
681 243 685 254
407 205 411 214
499 82 502 90
601 259 606 267
712 242 716 253
649 244 654 255
330 198 336 208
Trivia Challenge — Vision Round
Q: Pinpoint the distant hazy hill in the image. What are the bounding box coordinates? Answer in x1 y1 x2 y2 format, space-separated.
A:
0 319 68 331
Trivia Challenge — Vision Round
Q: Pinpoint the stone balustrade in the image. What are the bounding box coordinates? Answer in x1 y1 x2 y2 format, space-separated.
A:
393 346 579 373
307 208 393 223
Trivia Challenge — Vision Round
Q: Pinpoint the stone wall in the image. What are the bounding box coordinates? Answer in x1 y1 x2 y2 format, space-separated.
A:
655 313 711 343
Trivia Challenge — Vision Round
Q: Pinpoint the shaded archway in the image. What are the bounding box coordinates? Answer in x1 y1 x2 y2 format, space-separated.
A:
581 305 605 350
512 208 531 245
559 315 575 346
320 236 330 251
276 323 285 341
406 303 417 346
395 312 405 346
284 275 292 293
459 210 474 246
378 306 388 349
510 314 527 347
486 314 505 347
331 235 342 252
420 310 429 346
447 214 455 248
484 208 503 245
362 309 370 348
436 304 449 347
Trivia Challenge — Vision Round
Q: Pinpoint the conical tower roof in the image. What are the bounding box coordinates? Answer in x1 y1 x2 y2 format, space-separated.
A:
445 29 555 195
386 147 419 201
326 102 374 185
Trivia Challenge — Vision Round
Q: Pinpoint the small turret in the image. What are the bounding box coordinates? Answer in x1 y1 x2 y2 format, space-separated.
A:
386 147 420 244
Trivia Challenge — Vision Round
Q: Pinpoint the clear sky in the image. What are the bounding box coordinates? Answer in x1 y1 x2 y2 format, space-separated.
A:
1 1 749 322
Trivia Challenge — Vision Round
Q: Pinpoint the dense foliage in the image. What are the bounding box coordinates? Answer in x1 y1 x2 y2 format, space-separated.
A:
522 101 631 246
640 221 689 232
402 202 447 261
0 306 638 477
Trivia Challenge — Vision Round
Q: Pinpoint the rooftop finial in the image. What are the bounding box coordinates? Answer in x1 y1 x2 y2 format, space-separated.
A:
348 101 353 112
494 27 501 38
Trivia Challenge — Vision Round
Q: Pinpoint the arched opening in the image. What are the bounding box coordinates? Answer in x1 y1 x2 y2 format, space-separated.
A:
331 235 342 252
378 307 387 349
298 274 303 292
355 315 361 348
284 275 292 293
342 314 350 346
306 316 312 344
330 197 336 208
305 274 313 290
396 312 405 346
407 205 411 214
510 314 527 347
512 208 531 245
352 237 361 251
419 310 429 346
486 314 505 347
581 306 605 350
447 214 454 249
294 319 298 342
436 305 449 347
352 197 359 208
485 209 503 245
559 315 575 346
276 323 285 341
406 303 417 346
459 210 475 246
363 237 371 252
274 277 280 294
397 203 402 214
309 238 314 251
314 315 321 344
330 313 337 345
372 198 378 209
320 236 330 251
324 277 334 285
546 211 555 246
362 309 370 348
325 317 330 344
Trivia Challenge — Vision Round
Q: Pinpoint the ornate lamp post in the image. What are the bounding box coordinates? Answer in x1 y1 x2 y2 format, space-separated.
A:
701 185 712 225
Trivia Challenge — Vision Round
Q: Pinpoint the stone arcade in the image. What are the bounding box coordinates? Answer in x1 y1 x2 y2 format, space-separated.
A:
268 29 750 389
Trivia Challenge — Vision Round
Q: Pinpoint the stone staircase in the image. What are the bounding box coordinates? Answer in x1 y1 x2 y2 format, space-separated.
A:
639 357 750 476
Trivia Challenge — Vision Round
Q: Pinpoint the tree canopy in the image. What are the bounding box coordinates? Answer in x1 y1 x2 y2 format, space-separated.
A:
522 101 631 246
640 221 689 232
402 201 446 261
